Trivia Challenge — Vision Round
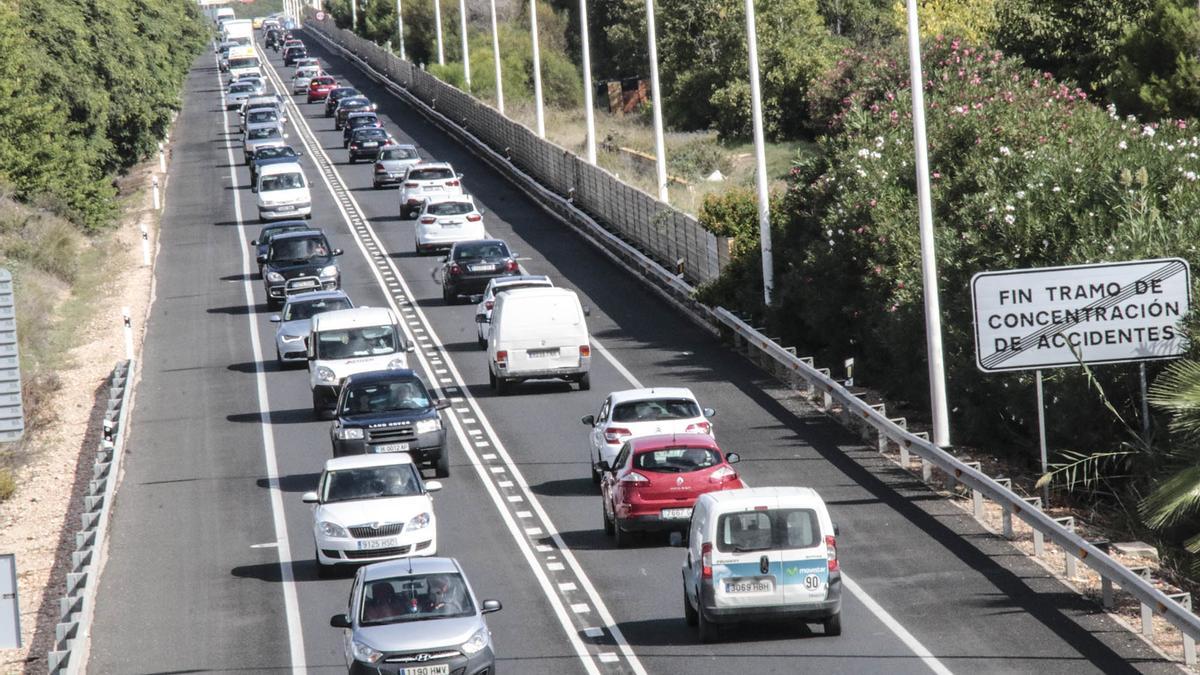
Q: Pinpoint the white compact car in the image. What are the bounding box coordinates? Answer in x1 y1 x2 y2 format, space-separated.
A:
473 275 553 347
303 453 442 577
581 387 715 483
255 161 311 221
291 65 321 94
308 307 414 414
270 290 353 364
414 196 485 255
398 163 463 219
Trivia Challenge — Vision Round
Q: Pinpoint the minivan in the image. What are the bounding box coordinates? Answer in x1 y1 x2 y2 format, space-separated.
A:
484 287 590 394
682 487 842 642
308 307 414 414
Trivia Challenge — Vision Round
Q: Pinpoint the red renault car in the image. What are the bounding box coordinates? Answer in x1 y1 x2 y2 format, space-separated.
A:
306 75 338 103
600 434 743 547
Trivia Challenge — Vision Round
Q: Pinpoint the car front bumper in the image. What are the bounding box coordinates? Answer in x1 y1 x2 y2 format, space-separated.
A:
275 335 308 361
349 646 494 675
258 202 312 220
316 532 437 566
266 276 338 300
331 429 447 460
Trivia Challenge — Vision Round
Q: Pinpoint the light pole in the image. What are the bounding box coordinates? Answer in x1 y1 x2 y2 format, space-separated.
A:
644 0 668 202
396 0 406 60
743 0 772 304
460 0 471 88
351 0 357 31
489 0 504 112
904 0 951 447
530 0 546 137
434 0 446 64
579 0 597 164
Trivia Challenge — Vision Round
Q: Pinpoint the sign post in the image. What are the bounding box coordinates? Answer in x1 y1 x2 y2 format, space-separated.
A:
1035 369 1048 504
0 554 19 649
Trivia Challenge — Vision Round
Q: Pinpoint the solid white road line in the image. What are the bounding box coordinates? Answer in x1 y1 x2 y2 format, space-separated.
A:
217 57 307 673
842 575 954 675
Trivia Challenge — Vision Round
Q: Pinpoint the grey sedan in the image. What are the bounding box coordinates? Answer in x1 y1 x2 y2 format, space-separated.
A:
243 123 287 164
331 557 501 675
372 144 421 189
270 290 354 364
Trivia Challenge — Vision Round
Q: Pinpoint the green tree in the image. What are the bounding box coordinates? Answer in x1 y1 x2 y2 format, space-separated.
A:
890 0 997 43
1110 0 1200 119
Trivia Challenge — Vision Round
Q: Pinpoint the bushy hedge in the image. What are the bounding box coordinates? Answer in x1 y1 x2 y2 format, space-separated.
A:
702 36 1200 451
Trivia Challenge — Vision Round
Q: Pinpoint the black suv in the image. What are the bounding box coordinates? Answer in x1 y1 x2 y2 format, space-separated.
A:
261 229 343 307
439 239 520 304
330 370 452 477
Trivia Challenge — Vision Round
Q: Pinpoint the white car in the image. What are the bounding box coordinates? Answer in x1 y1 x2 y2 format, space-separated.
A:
580 387 715 483
414 196 486 255
293 57 320 71
270 290 353 364
225 79 263 109
473 275 553 347
302 453 442 577
399 162 463 219
254 161 311 221
291 65 321 94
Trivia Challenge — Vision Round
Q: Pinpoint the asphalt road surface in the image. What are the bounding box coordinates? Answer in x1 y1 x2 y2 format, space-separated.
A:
85 30 1178 675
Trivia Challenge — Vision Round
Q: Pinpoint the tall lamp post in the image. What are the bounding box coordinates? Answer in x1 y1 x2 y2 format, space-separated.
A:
460 0 471 88
489 0 504 112
579 0 597 164
742 0 772 304
644 0 668 202
396 0 407 60
530 0 546 137
434 0 446 64
904 0 951 447
351 0 357 31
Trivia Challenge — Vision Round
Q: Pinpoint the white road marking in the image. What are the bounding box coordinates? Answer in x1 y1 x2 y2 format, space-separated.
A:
842 575 954 675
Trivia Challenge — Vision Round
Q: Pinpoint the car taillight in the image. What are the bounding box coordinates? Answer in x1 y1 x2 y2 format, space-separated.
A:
701 542 713 579
708 465 737 484
484 300 494 310
579 345 591 358
826 534 839 572
446 180 460 187
350 143 358 149
619 471 649 485
505 260 519 272
604 427 631 445
404 182 419 188
420 216 436 224
466 214 481 222
448 263 462 276
685 421 712 435
374 164 387 174
495 350 508 365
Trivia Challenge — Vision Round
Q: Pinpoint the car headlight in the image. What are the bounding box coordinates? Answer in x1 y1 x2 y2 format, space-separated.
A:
386 357 406 369
316 366 336 383
406 512 431 531
335 427 363 440
319 265 338 278
266 272 284 282
414 418 441 435
280 333 303 342
460 626 490 655
319 521 349 538
351 639 383 664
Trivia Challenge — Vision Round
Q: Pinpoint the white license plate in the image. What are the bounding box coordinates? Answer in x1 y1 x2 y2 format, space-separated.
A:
277 205 295 211
373 442 410 453
423 185 440 191
356 537 400 551
469 264 496 272
362 141 378 147
725 578 774 594
399 665 449 675
661 508 692 520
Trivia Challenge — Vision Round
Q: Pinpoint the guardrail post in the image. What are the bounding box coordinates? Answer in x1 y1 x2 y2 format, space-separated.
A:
899 441 910 468
994 478 1013 538
1054 516 1076 578
1023 497 1044 555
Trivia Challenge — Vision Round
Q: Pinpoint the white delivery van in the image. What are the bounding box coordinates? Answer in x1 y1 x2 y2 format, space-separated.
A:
308 307 414 414
255 162 312 222
484 287 590 395
222 18 254 46
226 45 261 82
682 487 842 642
214 7 236 26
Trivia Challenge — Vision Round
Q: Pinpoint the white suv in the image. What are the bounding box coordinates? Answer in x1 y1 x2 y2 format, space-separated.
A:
581 387 715 483
399 163 463 219
414 195 485 254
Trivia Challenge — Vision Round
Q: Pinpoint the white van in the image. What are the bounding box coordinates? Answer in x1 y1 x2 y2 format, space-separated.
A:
484 288 590 395
255 162 311 222
308 307 414 414
682 487 842 642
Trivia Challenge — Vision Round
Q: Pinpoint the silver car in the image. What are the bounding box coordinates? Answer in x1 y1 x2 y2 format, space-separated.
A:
372 144 421 189
270 290 354 364
243 123 287 164
331 557 501 675
226 79 264 110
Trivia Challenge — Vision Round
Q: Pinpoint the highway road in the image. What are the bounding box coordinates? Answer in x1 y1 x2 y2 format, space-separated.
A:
85 28 1177 675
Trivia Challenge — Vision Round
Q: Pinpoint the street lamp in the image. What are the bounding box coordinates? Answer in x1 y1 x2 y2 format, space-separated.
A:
489 0 504 113
434 0 446 64
742 0 772 304
644 0 668 202
579 0 597 164
530 0 546 137
351 0 357 31
396 0 407 60
460 0 471 88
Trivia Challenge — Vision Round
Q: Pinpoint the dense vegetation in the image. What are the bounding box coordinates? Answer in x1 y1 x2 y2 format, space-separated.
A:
0 0 206 231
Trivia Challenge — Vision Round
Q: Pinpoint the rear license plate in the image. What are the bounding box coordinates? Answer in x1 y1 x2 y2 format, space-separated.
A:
527 348 560 358
398 665 449 675
661 507 692 520
373 442 410 453
469 264 496 272
356 537 400 551
363 141 378 147
724 578 775 594
424 185 440 191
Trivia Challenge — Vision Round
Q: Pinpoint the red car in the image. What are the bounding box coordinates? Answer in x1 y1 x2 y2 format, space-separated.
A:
600 434 743 547
306 76 338 103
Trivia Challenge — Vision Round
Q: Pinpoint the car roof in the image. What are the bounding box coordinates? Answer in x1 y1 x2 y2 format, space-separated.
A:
362 556 462 581
342 369 424 389
346 110 377 118
270 229 325 242
424 194 474 205
311 306 398 331
488 275 552 291
244 96 281 105
283 289 349 305
380 143 417 152
260 219 308 233
609 387 699 406
258 161 303 176
702 486 824 509
408 161 454 171
627 433 720 452
352 126 387 135
323 452 417 473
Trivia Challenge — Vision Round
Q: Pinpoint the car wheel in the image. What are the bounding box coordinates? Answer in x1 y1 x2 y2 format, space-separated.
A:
823 611 842 637
434 449 450 478
477 335 487 350
591 460 602 485
315 550 335 579
348 156 356 164
613 521 628 548
489 369 498 391
276 347 283 365
495 375 508 396
602 500 614 535
311 389 327 417
442 287 455 305
373 181 381 189
414 239 423 255
697 605 718 643
683 586 698 627
578 372 591 391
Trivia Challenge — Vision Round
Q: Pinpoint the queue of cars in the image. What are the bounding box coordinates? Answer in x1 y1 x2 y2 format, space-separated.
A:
221 19 841 670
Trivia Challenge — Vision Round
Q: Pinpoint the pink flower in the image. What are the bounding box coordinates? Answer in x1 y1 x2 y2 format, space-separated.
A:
931 171 941 179
868 199 877 207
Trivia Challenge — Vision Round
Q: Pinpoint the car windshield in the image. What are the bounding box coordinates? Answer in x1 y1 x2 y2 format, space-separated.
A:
316 325 399 359
349 116 377 128
260 172 304 192
380 147 418 161
427 202 473 216
248 127 281 140
322 464 423 503
283 297 351 321
633 447 721 473
715 508 820 553
269 236 328 262
258 224 307 243
409 168 454 181
359 574 474 625
341 379 431 415
331 88 357 99
229 57 259 69
230 82 255 93
453 242 508 261
612 398 701 422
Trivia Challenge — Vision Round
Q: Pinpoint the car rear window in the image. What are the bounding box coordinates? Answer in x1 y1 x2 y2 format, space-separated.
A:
715 508 821 553
409 168 455 181
284 297 351 321
381 147 418 161
427 202 473 216
453 242 508 260
314 77 335 85
612 399 700 422
633 447 720 473
356 128 387 139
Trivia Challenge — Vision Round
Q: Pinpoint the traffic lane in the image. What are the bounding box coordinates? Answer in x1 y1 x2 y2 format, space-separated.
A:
243 53 591 674
298 38 1173 673
89 54 292 673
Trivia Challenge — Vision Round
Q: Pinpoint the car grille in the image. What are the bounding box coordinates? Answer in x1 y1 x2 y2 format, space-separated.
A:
367 425 417 443
348 522 404 539
343 544 411 559
384 650 461 664
284 275 322 294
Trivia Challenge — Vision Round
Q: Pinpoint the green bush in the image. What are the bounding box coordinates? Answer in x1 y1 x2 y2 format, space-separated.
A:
669 139 732 180
1110 0 1200 120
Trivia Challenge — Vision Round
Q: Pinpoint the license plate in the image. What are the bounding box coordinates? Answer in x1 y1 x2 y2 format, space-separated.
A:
424 185 440 191
356 537 400 551
469 264 496 272
373 442 410 453
441 222 461 228
289 279 317 288
399 665 449 675
527 348 559 358
363 141 378 147
725 578 774 594
277 205 295 211
661 508 692 520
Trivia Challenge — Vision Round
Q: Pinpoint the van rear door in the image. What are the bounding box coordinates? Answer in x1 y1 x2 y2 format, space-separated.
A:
710 502 785 610
777 508 831 604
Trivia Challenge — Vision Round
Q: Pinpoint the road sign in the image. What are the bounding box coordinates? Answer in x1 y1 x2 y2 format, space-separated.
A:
0 270 20 442
0 554 19 649
971 258 1191 372
316 10 326 20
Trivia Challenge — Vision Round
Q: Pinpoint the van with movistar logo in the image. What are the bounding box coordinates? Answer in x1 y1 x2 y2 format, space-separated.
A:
681 486 842 642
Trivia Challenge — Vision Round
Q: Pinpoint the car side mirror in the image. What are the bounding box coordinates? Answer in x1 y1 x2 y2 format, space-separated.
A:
474 314 489 324
283 133 289 139
329 614 352 628
509 252 520 259
251 185 258 193
301 491 319 504
440 256 449 263
457 172 464 179
580 415 595 426
250 239 259 246
257 254 267 264
333 249 344 256
481 599 502 614
425 480 443 492
435 399 451 410
726 452 740 464
406 343 416 353
468 294 484 304
703 407 716 418
596 460 611 473
582 306 591 317
269 314 282 323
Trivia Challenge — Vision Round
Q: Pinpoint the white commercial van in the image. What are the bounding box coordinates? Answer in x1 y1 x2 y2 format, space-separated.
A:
308 307 413 414
255 162 311 222
484 287 590 395
682 487 842 642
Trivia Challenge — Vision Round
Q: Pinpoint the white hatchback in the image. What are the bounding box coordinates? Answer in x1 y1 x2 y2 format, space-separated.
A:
581 387 715 483
414 195 486 255
303 453 442 577
291 65 321 94
399 162 463 219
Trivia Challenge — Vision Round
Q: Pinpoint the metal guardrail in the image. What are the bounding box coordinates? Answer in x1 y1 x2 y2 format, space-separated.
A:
305 16 1200 666
46 359 135 674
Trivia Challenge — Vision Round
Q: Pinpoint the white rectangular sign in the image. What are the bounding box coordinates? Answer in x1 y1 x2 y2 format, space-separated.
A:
0 554 19 649
971 258 1191 372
